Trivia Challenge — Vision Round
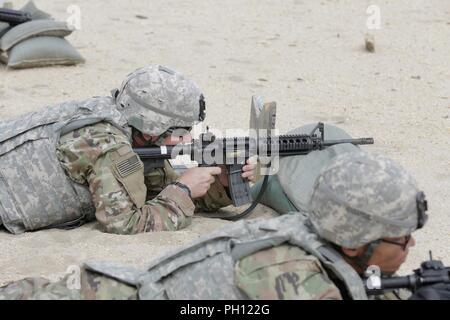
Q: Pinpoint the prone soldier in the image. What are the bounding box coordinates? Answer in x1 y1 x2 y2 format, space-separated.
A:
0 65 256 235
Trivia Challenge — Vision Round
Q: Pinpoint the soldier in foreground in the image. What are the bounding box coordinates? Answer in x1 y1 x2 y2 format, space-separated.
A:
0 151 441 300
0 65 255 235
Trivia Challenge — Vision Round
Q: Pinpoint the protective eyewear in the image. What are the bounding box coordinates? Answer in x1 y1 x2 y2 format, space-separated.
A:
381 235 412 250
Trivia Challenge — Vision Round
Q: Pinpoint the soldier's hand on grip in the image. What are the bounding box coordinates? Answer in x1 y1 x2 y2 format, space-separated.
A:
177 167 222 198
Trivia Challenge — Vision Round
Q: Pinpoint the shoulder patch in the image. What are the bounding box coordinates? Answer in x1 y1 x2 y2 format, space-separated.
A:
116 154 142 178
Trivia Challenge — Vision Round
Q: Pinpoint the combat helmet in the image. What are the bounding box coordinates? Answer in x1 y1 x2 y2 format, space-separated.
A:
309 151 428 250
114 65 206 136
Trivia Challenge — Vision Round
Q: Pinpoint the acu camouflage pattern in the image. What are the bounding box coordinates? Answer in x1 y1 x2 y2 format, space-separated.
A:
0 264 408 300
0 96 128 234
115 65 204 136
0 277 81 300
134 212 368 300
0 265 139 300
309 151 420 248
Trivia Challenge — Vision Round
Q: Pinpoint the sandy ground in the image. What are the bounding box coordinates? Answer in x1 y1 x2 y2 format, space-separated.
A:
0 0 449 286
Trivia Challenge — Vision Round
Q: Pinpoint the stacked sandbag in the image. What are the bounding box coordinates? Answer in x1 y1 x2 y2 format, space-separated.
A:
0 21 8 38
0 1 84 69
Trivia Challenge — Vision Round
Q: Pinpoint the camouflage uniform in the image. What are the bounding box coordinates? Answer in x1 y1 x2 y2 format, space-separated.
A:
0 261 410 300
0 213 346 300
55 122 232 234
0 213 407 301
0 245 342 300
234 244 342 299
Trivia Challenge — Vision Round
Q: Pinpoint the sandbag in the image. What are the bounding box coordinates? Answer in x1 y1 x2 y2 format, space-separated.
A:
0 51 7 64
0 20 73 51
277 123 361 212
250 175 297 214
4 36 84 69
20 0 52 20
250 124 361 215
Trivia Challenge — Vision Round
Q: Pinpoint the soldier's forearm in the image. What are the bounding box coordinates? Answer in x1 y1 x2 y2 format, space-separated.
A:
101 185 195 234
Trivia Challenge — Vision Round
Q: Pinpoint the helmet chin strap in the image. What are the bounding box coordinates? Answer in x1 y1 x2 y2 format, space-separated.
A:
152 135 166 146
351 240 395 276
352 240 381 272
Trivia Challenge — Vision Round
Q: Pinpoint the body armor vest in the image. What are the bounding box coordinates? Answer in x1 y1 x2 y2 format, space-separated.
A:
0 97 129 234
84 213 368 300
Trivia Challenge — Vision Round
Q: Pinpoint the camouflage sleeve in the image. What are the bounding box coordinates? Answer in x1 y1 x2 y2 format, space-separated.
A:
234 244 343 300
161 162 233 212
56 122 195 234
0 267 138 300
80 266 138 300
0 277 80 300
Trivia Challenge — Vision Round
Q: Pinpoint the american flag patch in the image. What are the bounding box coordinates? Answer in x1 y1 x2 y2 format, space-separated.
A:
116 155 143 178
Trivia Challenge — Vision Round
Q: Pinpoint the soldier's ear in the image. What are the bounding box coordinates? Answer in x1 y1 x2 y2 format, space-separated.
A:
111 89 120 99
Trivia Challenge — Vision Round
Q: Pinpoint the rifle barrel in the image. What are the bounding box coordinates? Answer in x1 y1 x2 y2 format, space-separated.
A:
133 146 179 159
322 138 374 146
